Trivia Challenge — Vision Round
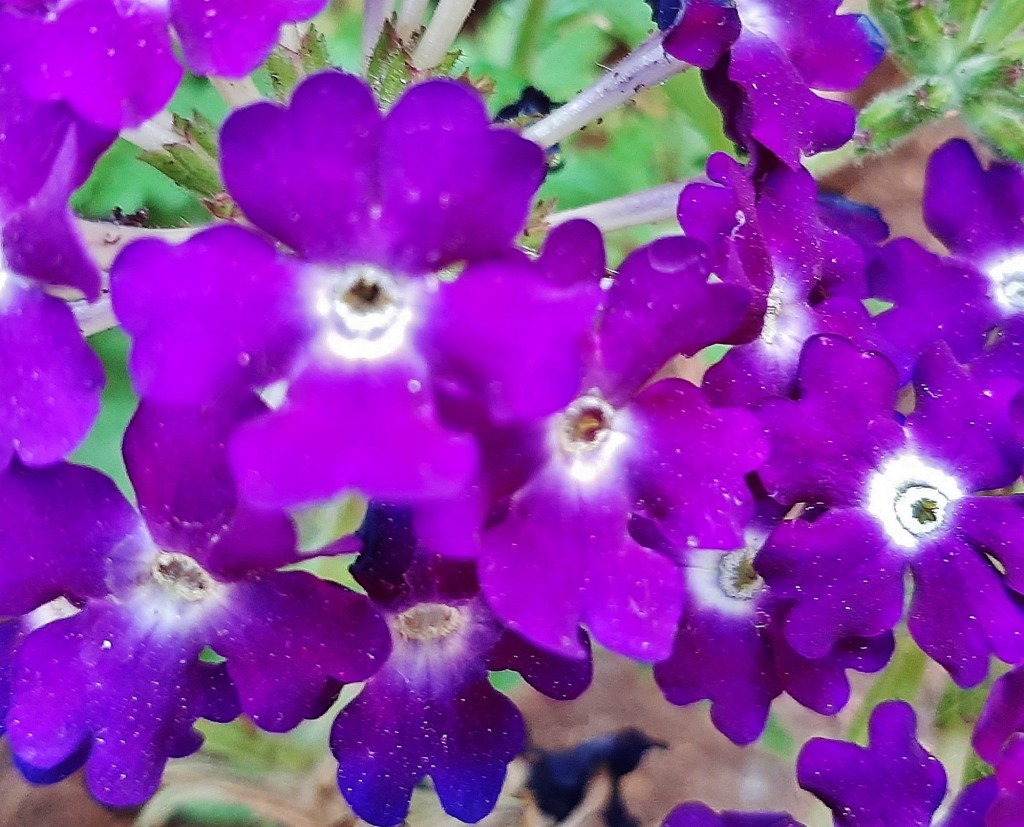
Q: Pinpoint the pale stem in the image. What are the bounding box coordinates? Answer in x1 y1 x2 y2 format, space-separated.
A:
75 219 198 272
121 110 180 152
363 0 397 70
72 295 117 337
411 0 476 70
279 22 310 51
546 181 692 233
395 0 430 40
209 76 263 109
523 31 689 148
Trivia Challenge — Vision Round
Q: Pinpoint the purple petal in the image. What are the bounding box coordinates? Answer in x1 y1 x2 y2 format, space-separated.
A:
221 72 384 262
755 335 903 507
937 777 998 827
989 736 1024 827
332 673 524 826
654 606 778 745
869 239 997 376
907 343 1023 492
1 0 180 130
0 461 139 614
663 803 802 827
534 219 607 288
0 283 104 467
662 0 741 69
909 538 1024 687
217 571 390 731
628 378 767 550
955 496 1024 598
487 628 593 700
593 237 751 403
923 139 1024 264
230 362 478 505
798 701 946 827
378 80 546 271
112 225 311 406
974 665 1024 763
424 255 600 421
759 510 906 658
171 0 329 76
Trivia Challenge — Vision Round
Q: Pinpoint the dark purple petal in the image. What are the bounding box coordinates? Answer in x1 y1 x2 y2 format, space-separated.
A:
424 255 600 421
378 80 546 271
759 510 906 658
909 538 1024 687
216 571 390 732
663 802 802 827
956 496 1024 598
593 237 751 403
937 777 998 827
332 673 524 826
662 0 741 69
1 0 180 130
230 362 478 506
171 0 329 76
869 239 997 376
654 606 778 745
487 628 593 700
221 72 384 262
923 139 1024 265
0 461 139 615
534 219 607 288
908 344 1023 492
0 283 104 467
755 335 903 507
797 701 946 827
112 225 311 406
629 378 767 549
989 735 1024 827
974 665 1024 763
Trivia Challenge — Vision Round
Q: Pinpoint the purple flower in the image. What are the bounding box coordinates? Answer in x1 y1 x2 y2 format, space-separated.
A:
872 140 1024 375
659 0 883 165
663 802 801 827
0 0 325 132
987 736 1024 827
113 72 599 508
446 234 765 662
0 397 390 806
651 502 892 745
0 75 109 470
756 335 1024 687
973 665 1024 826
678 154 883 407
331 504 591 827
798 701 996 827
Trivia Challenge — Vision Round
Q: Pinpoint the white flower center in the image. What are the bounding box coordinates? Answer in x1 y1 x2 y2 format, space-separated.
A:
984 252 1024 312
554 394 629 485
686 546 765 617
392 602 464 642
717 548 764 600
313 263 414 361
151 551 218 603
865 454 964 550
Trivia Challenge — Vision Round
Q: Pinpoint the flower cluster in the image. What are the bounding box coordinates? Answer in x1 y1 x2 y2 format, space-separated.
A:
1 0 1023 825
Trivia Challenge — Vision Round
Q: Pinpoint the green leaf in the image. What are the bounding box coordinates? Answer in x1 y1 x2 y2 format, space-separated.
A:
300 24 331 73
974 0 1024 49
139 144 224 198
265 45 301 101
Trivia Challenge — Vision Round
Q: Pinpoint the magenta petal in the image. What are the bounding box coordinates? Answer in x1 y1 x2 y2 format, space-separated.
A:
425 257 600 421
0 283 103 467
534 219 607 288
989 736 1024 827
171 0 329 76
230 363 478 506
221 72 384 261
0 461 139 614
662 0 741 69
594 237 751 403
112 225 310 406
378 80 546 271
217 572 390 732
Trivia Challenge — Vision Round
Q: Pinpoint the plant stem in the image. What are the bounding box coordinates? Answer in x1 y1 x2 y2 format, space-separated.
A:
209 76 263 109
512 0 549 77
522 32 688 148
411 0 476 70
395 0 430 41
363 0 397 71
546 181 691 233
